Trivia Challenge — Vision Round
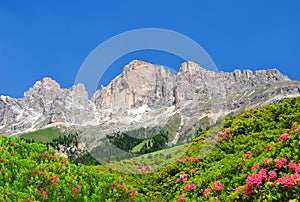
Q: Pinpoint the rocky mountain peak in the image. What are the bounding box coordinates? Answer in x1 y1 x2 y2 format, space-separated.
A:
123 60 151 72
178 61 206 73
24 77 61 100
33 77 60 90
254 69 290 81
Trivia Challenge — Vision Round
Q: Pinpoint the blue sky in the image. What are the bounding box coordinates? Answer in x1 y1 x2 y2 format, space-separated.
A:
0 1 300 98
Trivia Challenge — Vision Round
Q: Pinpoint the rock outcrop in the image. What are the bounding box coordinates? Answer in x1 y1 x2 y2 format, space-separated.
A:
92 60 176 109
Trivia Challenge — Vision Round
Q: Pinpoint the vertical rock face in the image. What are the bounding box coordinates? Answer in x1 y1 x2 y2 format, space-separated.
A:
0 60 299 137
92 60 176 109
175 62 226 104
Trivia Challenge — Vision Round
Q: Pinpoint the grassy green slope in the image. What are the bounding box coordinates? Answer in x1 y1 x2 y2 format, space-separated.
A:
20 127 63 143
131 139 151 153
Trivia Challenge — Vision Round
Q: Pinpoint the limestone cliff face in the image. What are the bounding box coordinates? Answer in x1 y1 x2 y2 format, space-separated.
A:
93 60 292 109
0 60 299 138
92 60 176 109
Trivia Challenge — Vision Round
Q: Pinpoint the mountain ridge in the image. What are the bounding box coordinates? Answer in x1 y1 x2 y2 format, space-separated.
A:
0 60 300 146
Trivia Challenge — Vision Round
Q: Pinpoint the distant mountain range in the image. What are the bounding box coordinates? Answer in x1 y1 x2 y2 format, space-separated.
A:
1 60 300 146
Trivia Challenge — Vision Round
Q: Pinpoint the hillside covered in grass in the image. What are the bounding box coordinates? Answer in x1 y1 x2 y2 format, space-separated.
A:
118 97 300 201
20 127 63 143
1 97 300 201
0 135 154 201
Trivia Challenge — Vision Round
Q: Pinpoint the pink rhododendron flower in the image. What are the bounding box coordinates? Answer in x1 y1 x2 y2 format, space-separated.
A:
264 158 272 167
185 184 196 191
10 142 15 146
42 190 48 199
292 173 300 180
130 189 137 196
52 176 58 183
277 176 294 188
246 169 267 190
281 158 287 164
51 156 56 160
2 145 6 150
42 154 47 159
245 151 250 159
258 169 267 179
73 188 79 195
184 157 200 162
280 133 289 141
244 184 252 196
213 181 222 192
203 188 211 195
265 145 271 152
288 162 297 171
295 164 300 173
180 173 188 182
268 171 277 181
191 169 196 174
275 158 287 169
178 195 185 202
251 163 260 171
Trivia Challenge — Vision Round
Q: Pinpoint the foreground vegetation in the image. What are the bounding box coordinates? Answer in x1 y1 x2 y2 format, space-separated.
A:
118 97 300 201
0 135 154 201
1 97 300 201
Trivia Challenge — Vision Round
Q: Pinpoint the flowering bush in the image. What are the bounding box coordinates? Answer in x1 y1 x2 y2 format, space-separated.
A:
268 171 277 181
185 184 196 192
121 97 300 201
213 181 222 192
203 188 211 196
280 133 289 141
